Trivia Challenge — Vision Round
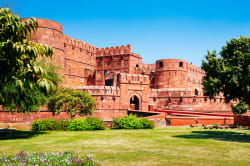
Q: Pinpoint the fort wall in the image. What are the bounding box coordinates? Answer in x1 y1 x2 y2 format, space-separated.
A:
95 45 142 85
31 18 65 76
0 18 235 125
29 18 98 87
186 63 206 96
149 88 231 112
154 59 188 89
63 35 96 86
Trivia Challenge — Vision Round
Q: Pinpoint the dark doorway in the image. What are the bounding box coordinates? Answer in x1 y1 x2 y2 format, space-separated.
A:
195 89 198 96
105 79 113 86
130 96 139 110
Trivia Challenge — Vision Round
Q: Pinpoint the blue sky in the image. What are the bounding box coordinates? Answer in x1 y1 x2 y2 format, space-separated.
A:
6 0 250 66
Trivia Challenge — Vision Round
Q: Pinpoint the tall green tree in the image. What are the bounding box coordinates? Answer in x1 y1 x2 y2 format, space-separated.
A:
48 87 96 119
202 36 249 114
0 8 58 112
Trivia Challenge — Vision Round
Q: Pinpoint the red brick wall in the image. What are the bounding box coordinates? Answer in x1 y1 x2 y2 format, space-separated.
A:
0 17 231 124
235 114 250 126
29 18 97 87
186 63 206 96
0 111 70 123
63 36 96 86
167 117 234 126
154 59 188 89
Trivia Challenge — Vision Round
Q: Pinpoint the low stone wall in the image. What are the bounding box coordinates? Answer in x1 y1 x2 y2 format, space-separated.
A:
0 123 32 130
0 111 70 123
166 116 234 126
235 114 250 126
0 109 127 123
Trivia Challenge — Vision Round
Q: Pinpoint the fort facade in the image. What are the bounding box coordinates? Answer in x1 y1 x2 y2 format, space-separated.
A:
0 18 234 125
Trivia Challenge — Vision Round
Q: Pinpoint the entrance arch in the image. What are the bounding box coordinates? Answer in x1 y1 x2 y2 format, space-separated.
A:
130 95 139 110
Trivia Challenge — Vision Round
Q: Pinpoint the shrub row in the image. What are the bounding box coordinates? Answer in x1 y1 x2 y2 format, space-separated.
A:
32 117 104 131
32 119 70 131
32 115 154 131
112 115 154 129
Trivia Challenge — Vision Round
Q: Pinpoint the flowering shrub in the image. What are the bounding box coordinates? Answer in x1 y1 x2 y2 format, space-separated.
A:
0 151 99 165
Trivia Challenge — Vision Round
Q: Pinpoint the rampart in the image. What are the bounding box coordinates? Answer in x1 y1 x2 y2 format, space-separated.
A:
0 17 235 125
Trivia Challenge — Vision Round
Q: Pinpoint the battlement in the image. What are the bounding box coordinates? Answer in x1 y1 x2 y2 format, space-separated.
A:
141 63 155 74
119 73 150 84
187 62 206 75
150 88 193 97
71 86 121 96
63 35 97 52
96 45 131 56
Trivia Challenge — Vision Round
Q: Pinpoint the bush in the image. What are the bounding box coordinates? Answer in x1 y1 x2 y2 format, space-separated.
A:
32 119 70 131
0 151 99 165
112 115 154 129
32 117 104 131
67 117 105 131
86 117 105 130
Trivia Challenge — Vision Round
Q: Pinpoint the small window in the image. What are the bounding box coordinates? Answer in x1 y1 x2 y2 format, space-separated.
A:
117 73 120 81
179 62 183 67
195 89 198 96
105 79 113 86
159 61 163 68
104 70 107 76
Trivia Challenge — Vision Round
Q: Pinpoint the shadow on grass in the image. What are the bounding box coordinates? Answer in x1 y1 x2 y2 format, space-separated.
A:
174 130 250 143
0 129 47 140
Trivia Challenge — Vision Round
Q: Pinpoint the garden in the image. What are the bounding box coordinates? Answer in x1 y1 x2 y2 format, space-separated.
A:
0 125 250 166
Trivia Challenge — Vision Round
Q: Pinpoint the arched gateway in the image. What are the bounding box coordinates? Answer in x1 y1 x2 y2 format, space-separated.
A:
130 95 139 110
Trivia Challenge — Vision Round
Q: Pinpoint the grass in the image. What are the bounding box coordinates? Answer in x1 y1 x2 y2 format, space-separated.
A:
0 126 250 166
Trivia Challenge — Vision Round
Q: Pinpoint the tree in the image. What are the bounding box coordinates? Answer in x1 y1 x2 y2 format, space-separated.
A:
202 36 249 114
48 87 96 119
0 8 58 112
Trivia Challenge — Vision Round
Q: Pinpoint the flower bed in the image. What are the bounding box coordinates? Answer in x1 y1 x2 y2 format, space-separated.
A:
0 151 99 165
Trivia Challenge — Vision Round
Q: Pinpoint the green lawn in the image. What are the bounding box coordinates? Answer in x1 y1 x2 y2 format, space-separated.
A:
0 127 250 166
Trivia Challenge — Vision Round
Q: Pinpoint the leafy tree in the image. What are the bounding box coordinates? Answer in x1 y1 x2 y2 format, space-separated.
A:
0 8 57 112
48 88 96 119
202 36 249 114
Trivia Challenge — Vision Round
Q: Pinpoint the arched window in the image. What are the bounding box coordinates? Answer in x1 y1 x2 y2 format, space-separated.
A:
159 61 163 68
179 62 183 67
195 89 198 96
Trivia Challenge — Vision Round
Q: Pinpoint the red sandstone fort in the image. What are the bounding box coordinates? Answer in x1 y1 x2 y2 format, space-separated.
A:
2 18 243 126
